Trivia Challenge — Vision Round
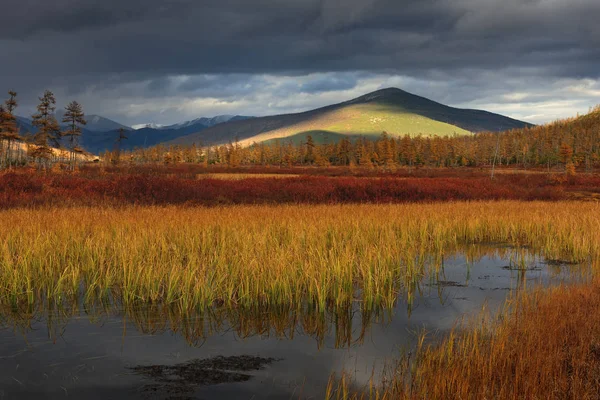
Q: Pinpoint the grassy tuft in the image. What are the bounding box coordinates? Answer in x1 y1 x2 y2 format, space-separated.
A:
0 202 598 312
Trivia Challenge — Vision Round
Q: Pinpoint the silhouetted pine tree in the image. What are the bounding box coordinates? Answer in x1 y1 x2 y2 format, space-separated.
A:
0 91 22 168
31 90 61 168
62 101 87 170
112 128 128 165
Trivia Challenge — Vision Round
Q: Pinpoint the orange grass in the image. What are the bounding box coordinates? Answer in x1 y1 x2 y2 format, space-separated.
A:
331 280 600 400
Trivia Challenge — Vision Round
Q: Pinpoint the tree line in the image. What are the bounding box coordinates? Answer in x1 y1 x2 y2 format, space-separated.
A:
0 90 89 170
112 106 600 173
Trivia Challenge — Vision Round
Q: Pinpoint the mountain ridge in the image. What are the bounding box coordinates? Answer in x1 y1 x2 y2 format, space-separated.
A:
14 113 254 154
80 114 252 153
165 87 533 148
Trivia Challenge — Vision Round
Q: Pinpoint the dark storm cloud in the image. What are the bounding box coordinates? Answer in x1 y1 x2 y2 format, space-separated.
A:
0 0 598 124
2 0 598 77
0 0 192 38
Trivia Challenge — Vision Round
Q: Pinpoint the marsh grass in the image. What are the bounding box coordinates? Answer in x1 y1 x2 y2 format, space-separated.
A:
0 202 597 313
329 280 600 400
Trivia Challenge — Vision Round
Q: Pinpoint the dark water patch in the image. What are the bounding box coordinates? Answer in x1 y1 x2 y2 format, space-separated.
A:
131 355 279 398
0 247 590 399
545 259 582 266
429 280 467 287
501 265 542 271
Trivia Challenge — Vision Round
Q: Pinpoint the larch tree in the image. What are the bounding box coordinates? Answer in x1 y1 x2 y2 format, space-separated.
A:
379 132 395 168
357 137 373 168
0 91 22 168
62 101 87 170
227 140 238 167
113 128 128 165
335 137 351 166
203 145 210 167
560 142 575 175
0 104 6 168
305 134 316 165
31 90 61 168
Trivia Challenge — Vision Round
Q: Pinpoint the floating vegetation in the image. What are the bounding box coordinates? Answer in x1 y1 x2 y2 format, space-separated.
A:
131 355 279 397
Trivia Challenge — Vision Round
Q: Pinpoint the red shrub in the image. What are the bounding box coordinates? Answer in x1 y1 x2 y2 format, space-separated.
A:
0 169 591 209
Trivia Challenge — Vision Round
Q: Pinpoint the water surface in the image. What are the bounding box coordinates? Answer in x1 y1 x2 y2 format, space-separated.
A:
0 247 586 399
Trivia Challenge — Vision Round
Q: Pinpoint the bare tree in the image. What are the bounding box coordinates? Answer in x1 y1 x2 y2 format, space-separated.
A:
113 128 128 165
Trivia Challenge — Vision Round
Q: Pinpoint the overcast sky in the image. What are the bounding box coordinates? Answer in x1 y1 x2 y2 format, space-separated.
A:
1 0 598 127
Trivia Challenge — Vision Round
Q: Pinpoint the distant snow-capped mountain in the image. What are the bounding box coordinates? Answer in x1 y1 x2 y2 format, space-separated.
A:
132 123 164 130
132 115 252 132
161 115 240 130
